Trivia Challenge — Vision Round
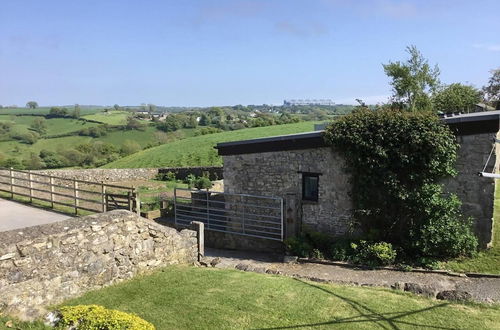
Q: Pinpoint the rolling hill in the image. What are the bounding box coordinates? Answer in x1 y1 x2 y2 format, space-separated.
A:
101 121 322 168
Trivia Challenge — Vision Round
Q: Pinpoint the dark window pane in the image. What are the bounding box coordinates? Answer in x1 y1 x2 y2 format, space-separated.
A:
303 174 319 201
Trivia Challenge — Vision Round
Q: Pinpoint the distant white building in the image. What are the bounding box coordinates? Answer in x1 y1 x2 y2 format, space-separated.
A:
284 99 335 106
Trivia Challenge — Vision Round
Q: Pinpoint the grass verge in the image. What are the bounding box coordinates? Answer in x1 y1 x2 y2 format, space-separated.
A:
4 266 491 329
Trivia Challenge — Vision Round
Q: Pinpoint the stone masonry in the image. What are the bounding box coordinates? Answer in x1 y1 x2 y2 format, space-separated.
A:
443 132 497 247
31 168 159 183
0 210 198 320
223 133 496 247
223 147 353 237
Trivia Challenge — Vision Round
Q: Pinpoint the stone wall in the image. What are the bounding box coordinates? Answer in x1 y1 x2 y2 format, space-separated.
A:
223 147 353 237
31 168 159 183
443 132 496 247
158 166 223 181
0 210 198 320
28 166 224 183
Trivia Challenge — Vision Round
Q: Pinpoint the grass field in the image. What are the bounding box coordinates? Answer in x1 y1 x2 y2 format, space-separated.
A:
0 115 99 137
2 266 498 329
0 107 102 116
81 111 134 125
102 121 321 168
0 126 167 160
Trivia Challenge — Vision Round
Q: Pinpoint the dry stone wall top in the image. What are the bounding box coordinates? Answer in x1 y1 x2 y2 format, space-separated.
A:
0 210 198 320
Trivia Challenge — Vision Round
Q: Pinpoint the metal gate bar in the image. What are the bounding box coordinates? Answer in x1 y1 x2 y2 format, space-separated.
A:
174 188 283 241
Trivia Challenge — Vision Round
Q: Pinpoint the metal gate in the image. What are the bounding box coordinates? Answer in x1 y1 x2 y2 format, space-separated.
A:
174 188 283 241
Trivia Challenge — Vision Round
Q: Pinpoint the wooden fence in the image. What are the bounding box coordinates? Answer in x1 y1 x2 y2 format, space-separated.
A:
0 168 140 215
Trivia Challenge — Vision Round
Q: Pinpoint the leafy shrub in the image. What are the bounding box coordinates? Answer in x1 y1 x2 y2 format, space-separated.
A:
39 150 68 168
120 140 142 156
324 109 478 259
284 236 313 257
184 173 196 186
55 305 154 330
193 176 212 190
350 241 397 267
329 239 355 261
284 228 332 258
0 157 24 169
12 131 39 144
194 127 223 136
156 171 176 181
79 125 108 137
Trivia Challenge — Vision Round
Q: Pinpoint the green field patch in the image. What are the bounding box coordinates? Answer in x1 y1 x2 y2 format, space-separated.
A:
102 121 320 168
82 111 134 125
0 107 102 116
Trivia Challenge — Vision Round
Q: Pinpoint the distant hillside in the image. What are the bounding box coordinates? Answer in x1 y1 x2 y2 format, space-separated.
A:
101 121 322 168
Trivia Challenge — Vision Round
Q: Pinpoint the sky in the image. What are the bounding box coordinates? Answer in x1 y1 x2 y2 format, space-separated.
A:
0 0 499 107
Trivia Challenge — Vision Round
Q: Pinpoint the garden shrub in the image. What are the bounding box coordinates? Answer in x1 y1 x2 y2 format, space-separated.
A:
350 241 397 267
324 109 478 259
55 305 154 330
193 176 212 190
284 236 313 257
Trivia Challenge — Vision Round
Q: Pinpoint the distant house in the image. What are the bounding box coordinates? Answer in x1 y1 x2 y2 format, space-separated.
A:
216 111 500 248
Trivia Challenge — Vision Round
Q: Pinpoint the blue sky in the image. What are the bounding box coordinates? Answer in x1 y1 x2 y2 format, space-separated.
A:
1 0 499 107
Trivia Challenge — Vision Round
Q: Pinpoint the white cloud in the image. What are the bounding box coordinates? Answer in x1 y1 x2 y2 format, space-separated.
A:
472 43 500 52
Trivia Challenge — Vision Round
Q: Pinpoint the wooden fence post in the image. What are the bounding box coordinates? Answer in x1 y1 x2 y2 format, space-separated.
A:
101 182 107 212
74 180 79 215
50 177 55 209
28 171 33 203
9 168 14 198
133 187 141 215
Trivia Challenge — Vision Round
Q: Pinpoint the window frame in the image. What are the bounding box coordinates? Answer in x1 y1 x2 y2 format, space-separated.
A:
301 172 320 202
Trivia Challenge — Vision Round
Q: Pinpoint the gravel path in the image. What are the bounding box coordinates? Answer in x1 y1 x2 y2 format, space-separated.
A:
203 248 500 303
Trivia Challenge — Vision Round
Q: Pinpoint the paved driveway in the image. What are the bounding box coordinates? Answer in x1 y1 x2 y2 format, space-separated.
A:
0 198 71 232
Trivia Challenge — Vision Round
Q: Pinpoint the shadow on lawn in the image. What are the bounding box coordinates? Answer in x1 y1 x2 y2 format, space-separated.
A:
256 279 452 330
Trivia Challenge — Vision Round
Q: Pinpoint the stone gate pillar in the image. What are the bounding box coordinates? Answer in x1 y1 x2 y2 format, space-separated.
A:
284 193 301 238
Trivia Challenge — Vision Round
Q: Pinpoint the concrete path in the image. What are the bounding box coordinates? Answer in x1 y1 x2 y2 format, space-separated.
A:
0 198 71 232
203 248 500 304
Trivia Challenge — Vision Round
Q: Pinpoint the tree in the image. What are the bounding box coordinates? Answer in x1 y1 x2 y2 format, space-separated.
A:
383 45 440 112
120 140 141 156
483 68 500 109
113 104 120 111
26 101 38 109
23 153 44 169
49 107 68 117
72 104 81 118
432 83 482 113
125 116 144 130
30 117 47 134
147 104 156 113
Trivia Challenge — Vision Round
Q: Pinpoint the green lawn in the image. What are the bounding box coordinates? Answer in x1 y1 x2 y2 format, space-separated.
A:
441 183 500 274
102 121 321 168
3 266 498 329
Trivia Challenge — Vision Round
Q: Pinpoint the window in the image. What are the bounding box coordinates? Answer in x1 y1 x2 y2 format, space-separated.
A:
302 172 319 201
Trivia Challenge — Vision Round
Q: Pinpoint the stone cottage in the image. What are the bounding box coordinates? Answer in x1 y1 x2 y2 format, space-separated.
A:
216 111 500 248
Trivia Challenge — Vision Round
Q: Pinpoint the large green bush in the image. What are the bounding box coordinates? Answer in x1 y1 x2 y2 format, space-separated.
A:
324 109 477 259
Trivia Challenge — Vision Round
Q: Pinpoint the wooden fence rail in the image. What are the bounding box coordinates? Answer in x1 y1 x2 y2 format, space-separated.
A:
0 168 140 215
